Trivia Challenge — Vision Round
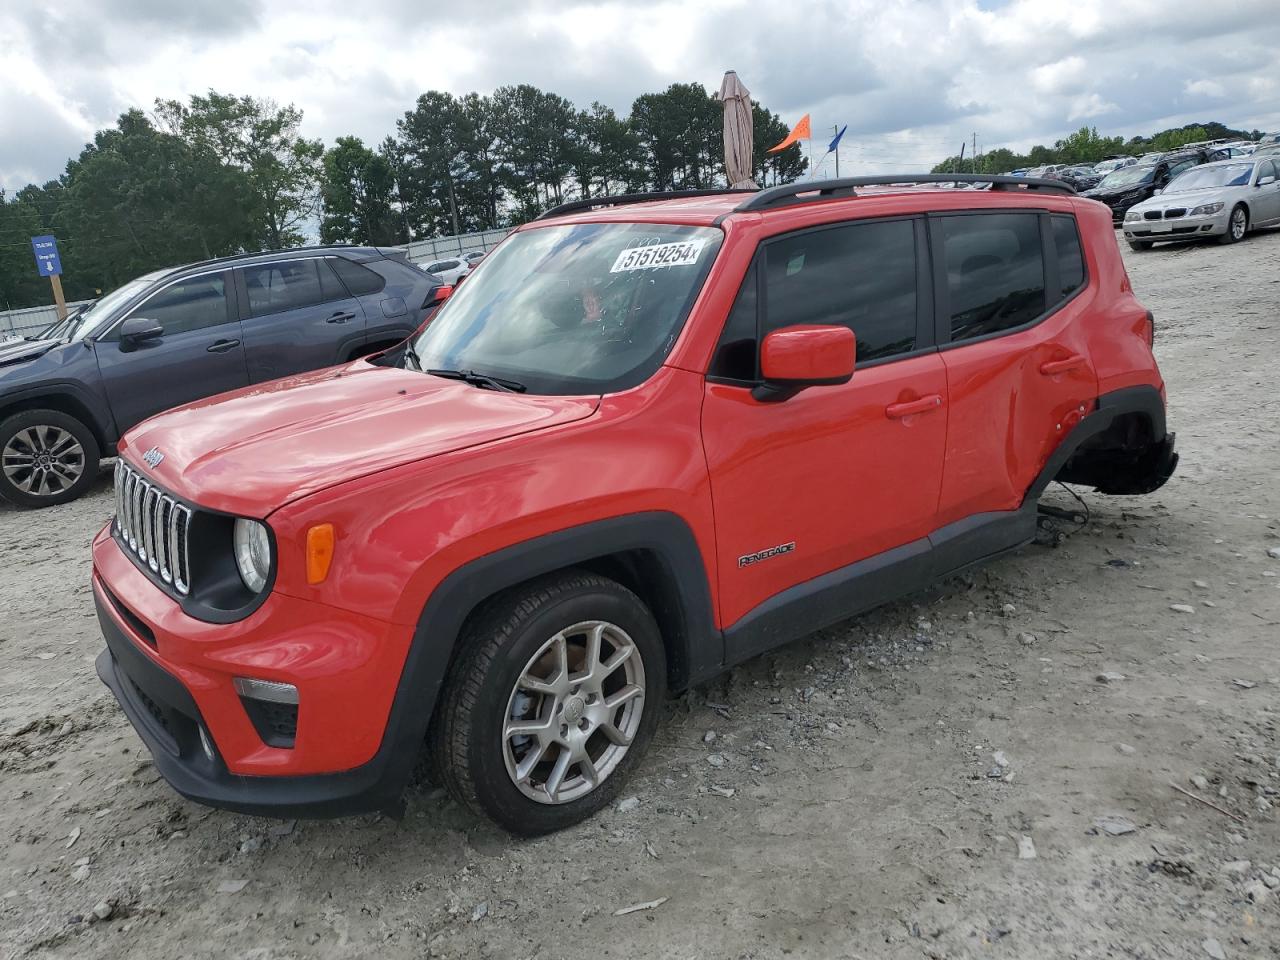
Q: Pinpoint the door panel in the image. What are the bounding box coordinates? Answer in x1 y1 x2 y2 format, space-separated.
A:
933 212 1099 527
94 272 249 433
703 352 948 630
237 258 368 383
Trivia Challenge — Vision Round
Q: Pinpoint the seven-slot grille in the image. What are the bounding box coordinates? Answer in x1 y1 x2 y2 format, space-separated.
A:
114 459 193 595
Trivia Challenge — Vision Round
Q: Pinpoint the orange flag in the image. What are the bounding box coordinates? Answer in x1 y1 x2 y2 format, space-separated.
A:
767 114 811 153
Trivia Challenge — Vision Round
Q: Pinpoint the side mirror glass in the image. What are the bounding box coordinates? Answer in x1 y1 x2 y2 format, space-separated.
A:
119 317 164 347
754 325 856 402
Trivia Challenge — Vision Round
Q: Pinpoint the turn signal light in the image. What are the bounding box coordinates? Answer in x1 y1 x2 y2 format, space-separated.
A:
306 523 335 584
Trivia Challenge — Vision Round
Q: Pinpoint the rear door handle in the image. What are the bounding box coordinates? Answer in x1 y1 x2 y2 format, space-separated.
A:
1040 354 1086 376
885 394 943 420
327 311 355 324
206 339 241 353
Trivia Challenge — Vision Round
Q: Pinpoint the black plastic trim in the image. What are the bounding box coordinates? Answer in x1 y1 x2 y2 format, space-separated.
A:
738 174 1075 212
538 189 758 221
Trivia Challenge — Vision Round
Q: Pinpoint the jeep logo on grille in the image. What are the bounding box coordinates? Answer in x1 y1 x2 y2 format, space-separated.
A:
142 446 165 469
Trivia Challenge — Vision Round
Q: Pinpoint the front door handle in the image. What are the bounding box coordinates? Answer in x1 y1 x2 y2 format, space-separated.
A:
885 394 943 420
1040 354 1086 376
327 311 355 324
207 339 241 353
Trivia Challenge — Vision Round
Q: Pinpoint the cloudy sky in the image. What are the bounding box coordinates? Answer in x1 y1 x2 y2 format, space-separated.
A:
2 0 1279 192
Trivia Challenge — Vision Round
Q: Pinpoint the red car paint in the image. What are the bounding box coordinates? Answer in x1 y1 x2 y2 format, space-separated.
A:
94 185 1170 798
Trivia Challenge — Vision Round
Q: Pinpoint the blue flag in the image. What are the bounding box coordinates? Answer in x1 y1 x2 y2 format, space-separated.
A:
827 124 847 154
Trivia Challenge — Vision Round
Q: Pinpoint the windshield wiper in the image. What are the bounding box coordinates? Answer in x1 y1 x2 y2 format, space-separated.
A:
426 368 527 393
402 344 423 371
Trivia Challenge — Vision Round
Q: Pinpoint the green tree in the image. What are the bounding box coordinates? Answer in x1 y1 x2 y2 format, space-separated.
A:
752 102 806 185
320 136 402 245
571 102 645 197
629 82 722 190
156 92 323 248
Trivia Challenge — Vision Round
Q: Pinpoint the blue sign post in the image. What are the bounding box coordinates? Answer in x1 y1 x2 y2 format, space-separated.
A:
30 235 67 321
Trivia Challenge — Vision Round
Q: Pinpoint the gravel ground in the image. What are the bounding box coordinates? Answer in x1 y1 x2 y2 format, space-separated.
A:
2 229 1279 960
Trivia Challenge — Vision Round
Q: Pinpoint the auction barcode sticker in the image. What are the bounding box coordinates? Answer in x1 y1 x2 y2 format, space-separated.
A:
610 239 705 273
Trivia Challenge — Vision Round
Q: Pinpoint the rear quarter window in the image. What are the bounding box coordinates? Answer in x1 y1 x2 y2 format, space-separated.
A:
331 257 386 297
1051 215 1086 299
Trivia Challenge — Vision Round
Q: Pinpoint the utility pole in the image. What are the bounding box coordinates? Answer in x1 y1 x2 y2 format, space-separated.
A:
973 132 978 174
832 124 840 178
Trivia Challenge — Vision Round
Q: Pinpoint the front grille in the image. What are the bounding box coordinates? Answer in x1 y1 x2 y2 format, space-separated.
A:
1143 211 1162 220
114 460 193 595
1164 208 1186 219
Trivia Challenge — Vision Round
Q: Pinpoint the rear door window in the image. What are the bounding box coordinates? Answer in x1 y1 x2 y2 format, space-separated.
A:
938 213 1046 343
1050 215 1085 300
243 260 327 317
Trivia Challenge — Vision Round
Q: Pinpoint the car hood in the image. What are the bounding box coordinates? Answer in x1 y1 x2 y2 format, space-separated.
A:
1082 182 1150 199
0 337 59 368
120 360 600 517
1129 185 1235 211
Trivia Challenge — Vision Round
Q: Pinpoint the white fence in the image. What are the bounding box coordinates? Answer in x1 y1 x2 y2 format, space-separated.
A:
0 301 92 341
404 228 509 265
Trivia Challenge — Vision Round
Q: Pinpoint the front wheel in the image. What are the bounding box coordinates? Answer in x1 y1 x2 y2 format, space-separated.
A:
1127 239 1153 251
0 409 101 508
431 571 666 835
1217 204 1248 244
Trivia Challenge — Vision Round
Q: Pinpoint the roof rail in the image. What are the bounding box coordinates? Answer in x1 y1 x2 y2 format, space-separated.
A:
537 189 758 221
736 174 1076 212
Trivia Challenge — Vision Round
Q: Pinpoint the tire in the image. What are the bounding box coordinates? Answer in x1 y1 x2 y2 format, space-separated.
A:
0 409 101 508
1217 204 1248 244
431 570 666 835
1127 240 1153 251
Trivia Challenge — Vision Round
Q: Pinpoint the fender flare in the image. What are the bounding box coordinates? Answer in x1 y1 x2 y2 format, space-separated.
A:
368 511 720 806
1024 384 1168 503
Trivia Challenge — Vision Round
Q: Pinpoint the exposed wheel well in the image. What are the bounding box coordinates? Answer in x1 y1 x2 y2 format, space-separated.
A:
1055 410 1174 495
0 394 112 454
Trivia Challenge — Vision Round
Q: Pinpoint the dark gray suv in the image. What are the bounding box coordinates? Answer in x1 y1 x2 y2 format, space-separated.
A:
0 246 448 507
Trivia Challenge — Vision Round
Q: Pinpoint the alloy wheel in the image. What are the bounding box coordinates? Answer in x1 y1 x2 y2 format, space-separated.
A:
502 620 646 804
1 426 86 497
1230 207 1247 240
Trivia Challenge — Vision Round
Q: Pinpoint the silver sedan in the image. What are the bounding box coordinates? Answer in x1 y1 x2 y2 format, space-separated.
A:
1122 156 1280 250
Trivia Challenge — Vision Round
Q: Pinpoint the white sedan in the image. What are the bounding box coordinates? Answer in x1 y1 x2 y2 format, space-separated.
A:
1122 156 1280 250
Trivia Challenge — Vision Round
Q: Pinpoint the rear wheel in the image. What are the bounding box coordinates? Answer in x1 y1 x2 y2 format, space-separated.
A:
0 409 100 508
431 571 666 835
1217 204 1248 244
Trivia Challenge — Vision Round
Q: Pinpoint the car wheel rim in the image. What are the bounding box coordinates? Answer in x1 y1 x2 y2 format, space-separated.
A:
1232 210 1246 238
2 426 85 496
502 619 646 805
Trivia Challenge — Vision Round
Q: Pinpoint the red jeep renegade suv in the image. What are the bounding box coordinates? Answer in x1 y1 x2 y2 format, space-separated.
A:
93 175 1177 835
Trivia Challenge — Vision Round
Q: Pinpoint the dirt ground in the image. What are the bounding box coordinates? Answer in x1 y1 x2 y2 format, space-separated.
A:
2 230 1279 960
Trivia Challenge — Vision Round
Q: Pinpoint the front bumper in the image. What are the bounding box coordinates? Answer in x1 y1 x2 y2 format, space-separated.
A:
1123 210 1228 242
92 526 421 818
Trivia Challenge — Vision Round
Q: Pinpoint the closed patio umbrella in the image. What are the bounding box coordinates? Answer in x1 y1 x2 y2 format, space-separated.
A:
716 70 758 190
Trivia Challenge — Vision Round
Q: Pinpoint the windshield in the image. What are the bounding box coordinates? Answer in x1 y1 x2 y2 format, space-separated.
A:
1168 163 1254 191
406 222 724 395
64 273 164 341
1098 165 1156 189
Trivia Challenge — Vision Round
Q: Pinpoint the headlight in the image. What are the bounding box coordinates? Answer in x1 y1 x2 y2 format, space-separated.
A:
233 518 272 593
1125 209 1143 222
1189 202 1224 216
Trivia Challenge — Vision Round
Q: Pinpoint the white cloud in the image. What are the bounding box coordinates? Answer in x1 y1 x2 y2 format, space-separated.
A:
2 0 1279 192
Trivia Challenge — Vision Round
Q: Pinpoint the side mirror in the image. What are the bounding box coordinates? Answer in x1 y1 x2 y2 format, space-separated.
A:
754 325 856 402
119 317 164 347
1258 175 1277 187
427 284 453 306
1153 188 1163 195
